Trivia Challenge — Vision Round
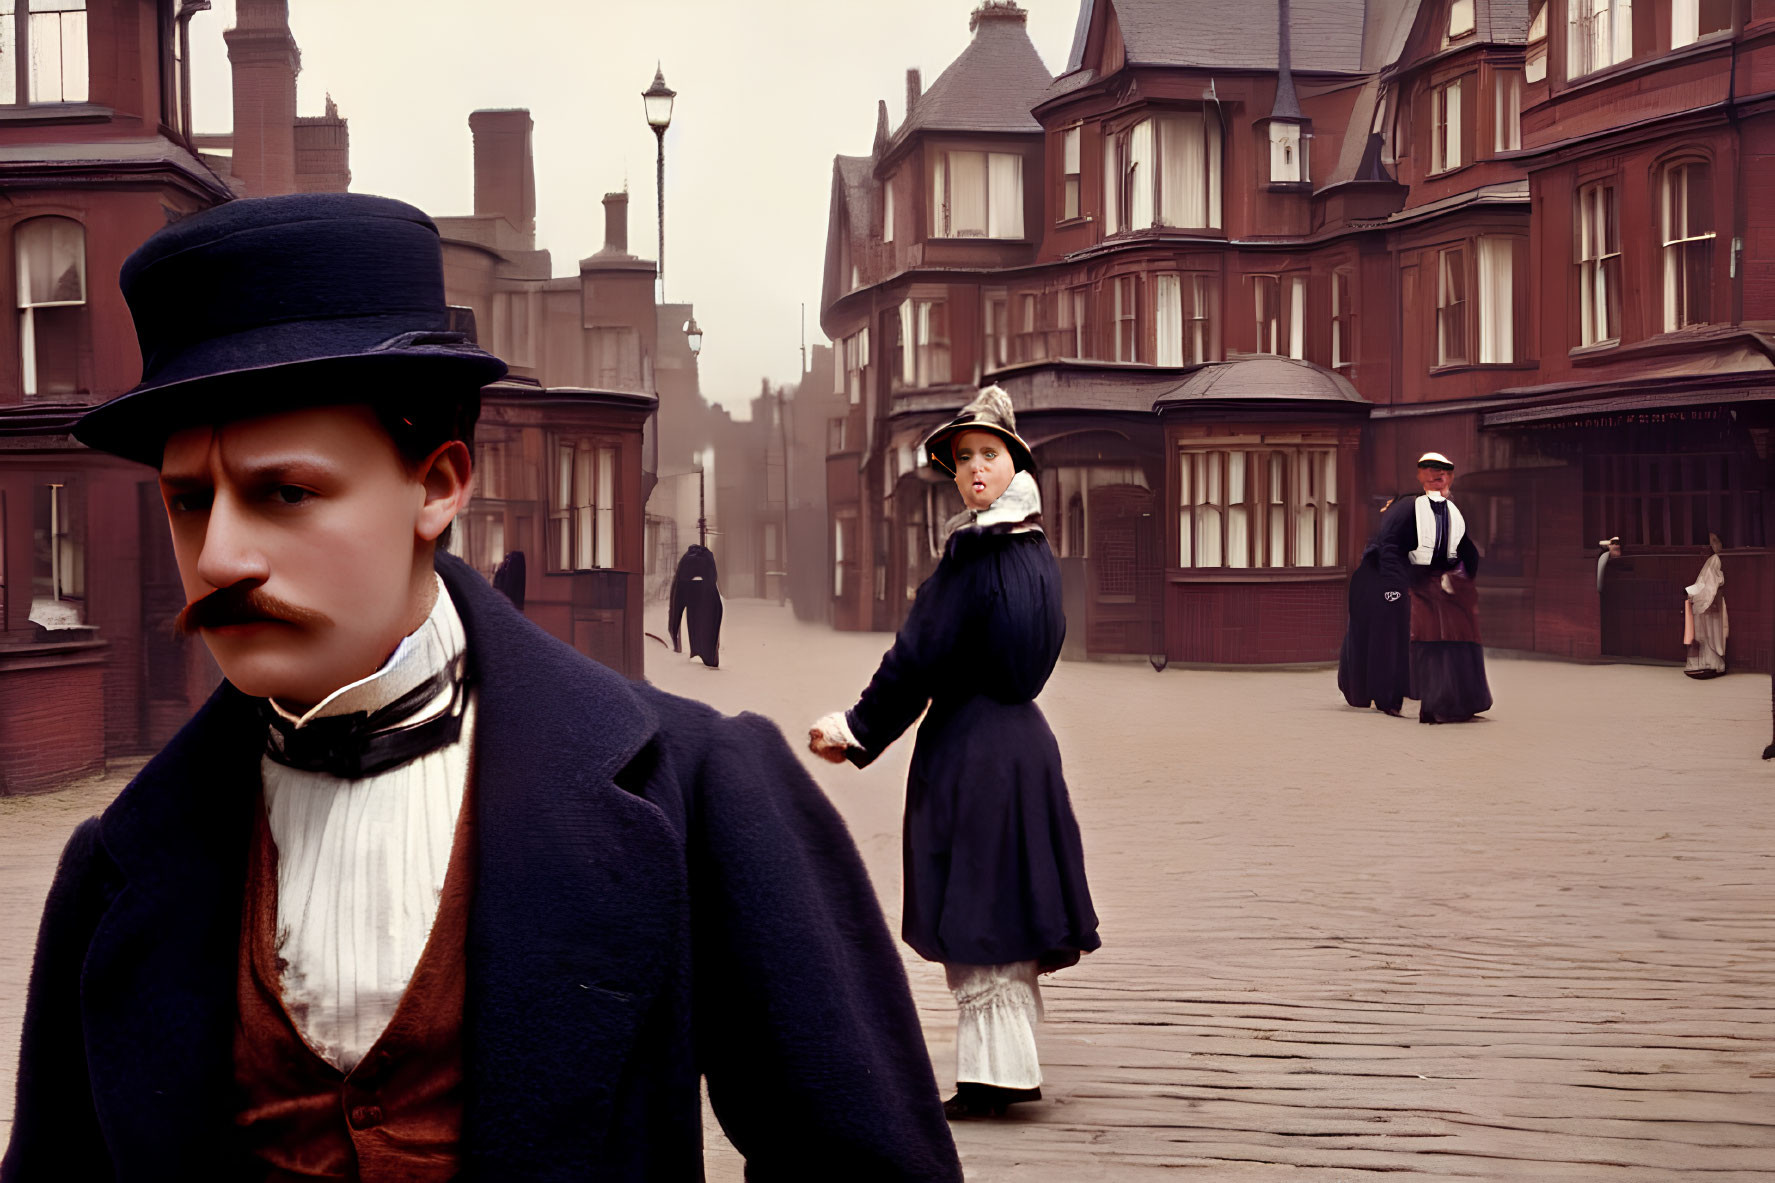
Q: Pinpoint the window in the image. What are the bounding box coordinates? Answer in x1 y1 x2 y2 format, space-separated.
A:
1432 78 1464 174
828 416 848 454
1269 122 1306 184
1584 451 1763 549
1177 448 1339 569
931 150 1024 239
1253 275 1281 354
1449 0 1476 37
983 290 1009 373
1578 181 1622 345
1478 236 1516 364
1105 111 1223 235
1060 126 1081 220
1157 273 1219 366
30 482 84 628
1331 268 1354 371
15 216 85 397
882 180 894 243
1057 287 1089 359
549 437 618 571
1113 276 1138 362
1662 162 1714 330
1526 2 1549 81
588 326 642 389
896 298 950 388
1437 248 1469 366
1568 0 1632 79
833 515 848 597
2 1 88 105
1494 71 1522 152
1287 275 1306 359
841 328 869 404
1014 292 1047 363
1672 0 1730 48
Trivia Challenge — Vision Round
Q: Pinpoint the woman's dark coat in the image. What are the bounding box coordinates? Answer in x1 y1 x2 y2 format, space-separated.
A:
668 544 722 668
2 554 960 1182
844 525 1099 971
1338 494 1415 714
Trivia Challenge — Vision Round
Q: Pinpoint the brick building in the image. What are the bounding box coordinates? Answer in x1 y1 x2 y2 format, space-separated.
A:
822 0 1775 672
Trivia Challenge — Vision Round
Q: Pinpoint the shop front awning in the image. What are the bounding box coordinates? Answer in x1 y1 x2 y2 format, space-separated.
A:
1482 380 1775 427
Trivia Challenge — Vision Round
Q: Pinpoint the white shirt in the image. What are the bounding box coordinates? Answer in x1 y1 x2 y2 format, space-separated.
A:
260 576 476 1071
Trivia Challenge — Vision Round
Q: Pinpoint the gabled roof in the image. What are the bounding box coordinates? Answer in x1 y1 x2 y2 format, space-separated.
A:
893 3 1053 145
820 155 875 313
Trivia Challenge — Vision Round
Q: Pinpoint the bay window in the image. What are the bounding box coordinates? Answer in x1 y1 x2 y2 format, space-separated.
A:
1662 161 1714 330
1105 110 1223 235
1178 448 1339 569
931 149 1024 239
1578 181 1622 346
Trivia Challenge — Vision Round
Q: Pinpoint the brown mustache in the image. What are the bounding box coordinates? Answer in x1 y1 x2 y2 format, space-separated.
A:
174 585 333 637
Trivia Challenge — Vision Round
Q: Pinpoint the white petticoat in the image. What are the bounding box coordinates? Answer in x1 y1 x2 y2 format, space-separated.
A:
946 960 1042 1089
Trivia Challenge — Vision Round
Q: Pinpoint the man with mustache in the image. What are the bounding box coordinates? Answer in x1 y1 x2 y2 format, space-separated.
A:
2 194 959 1180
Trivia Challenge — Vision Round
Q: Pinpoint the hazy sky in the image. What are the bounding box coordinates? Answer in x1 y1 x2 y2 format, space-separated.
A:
188 0 1082 416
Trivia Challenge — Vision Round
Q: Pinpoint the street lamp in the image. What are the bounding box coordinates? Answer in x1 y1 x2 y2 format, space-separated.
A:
642 65 676 302
683 315 703 357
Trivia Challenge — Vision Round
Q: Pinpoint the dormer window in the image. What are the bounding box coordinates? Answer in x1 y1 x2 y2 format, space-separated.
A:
1449 0 1476 38
1269 122 1307 184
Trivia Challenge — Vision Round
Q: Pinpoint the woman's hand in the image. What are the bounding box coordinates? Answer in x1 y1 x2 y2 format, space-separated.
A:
808 713 856 764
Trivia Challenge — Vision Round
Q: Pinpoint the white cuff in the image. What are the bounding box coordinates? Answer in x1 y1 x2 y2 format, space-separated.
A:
812 711 860 751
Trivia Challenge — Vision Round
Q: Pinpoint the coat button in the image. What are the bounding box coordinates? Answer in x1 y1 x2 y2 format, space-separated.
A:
349 1104 384 1130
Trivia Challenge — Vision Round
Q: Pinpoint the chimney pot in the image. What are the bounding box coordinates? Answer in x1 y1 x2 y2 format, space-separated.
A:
906 69 922 119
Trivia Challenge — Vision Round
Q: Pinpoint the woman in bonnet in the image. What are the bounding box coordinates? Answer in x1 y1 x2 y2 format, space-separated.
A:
809 386 1100 1120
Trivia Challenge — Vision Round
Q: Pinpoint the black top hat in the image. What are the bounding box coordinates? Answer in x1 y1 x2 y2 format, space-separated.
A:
922 385 1035 476
75 193 508 465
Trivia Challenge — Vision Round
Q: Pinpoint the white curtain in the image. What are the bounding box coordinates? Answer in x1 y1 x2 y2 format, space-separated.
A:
1103 135 1118 235
1129 119 1154 230
1294 453 1318 566
1154 274 1183 366
28 5 88 104
573 442 594 569
595 446 616 569
1288 276 1306 360
1177 454 1192 566
899 301 915 383
1267 454 1287 567
931 152 947 235
834 520 846 597
883 181 894 243
1443 81 1462 171
1568 0 1586 77
1195 453 1222 568
1206 112 1223 229
1226 452 1250 568
1160 114 1207 227
1318 451 1339 564
951 152 988 236
1478 236 1514 364
1672 0 1698 45
15 217 85 307
1611 0 1632 65
988 153 1023 239
1063 126 1081 174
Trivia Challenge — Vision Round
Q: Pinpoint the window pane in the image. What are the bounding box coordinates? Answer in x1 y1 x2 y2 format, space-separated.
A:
596 447 616 569
988 153 1023 238
950 152 988 236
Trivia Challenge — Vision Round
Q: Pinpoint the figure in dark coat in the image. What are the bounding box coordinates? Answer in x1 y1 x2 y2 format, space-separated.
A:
490 548 526 610
1338 494 1414 716
669 543 722 667
2 555 962 1180
811 387 1099 1122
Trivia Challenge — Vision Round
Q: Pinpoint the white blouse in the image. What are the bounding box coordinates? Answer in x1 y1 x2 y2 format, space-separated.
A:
260 576 475 1071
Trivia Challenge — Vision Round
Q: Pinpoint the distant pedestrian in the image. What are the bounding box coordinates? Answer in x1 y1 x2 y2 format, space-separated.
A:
668 543 722 667
1684 534 1728 679
491 549 526 610
809 386 1100 1121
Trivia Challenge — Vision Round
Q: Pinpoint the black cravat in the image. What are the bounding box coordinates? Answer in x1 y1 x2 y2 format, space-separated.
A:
1430 498 1449 564
261 656 471 780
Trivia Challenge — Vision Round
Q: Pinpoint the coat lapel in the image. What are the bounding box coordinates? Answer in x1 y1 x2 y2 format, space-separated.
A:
83 684 264 1173
437 556 684 1171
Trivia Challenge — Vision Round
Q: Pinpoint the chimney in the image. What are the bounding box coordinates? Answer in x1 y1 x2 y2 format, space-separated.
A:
1271 0 1303 120
906 68 922 121
873 99 890 155
601 191 630 256
970 1 1028 32
468 109 537 246
224 0 300 197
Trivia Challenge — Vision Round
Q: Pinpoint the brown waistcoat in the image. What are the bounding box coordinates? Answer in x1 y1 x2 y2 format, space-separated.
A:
232 776 476 1182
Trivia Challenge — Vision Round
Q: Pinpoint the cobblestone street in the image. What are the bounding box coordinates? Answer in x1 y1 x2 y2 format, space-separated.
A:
4 600 1773 1178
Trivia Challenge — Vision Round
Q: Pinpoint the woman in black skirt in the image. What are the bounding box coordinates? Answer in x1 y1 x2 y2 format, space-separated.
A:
810 386 1100 1120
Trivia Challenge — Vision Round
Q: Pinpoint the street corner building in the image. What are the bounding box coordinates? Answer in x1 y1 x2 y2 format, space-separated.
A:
0 3 667 794
819 0 1775 674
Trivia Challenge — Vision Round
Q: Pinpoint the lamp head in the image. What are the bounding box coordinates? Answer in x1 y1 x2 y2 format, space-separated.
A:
643 65 676 131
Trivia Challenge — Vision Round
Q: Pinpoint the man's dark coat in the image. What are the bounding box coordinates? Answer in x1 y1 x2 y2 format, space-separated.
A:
668 545 722 668
2 555 960 1181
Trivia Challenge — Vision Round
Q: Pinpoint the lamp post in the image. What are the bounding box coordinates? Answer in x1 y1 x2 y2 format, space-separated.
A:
642 65 676 303
685 317 705 545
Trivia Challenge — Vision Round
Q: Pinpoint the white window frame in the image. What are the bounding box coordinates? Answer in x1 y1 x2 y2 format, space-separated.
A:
1662 161 1714 331
1578 181 1622 346
549 436 619 572
1106 110 1223 235
1177 447 1340 570
1568 0 1632 80
1437 246 1470 366
1432 78 1463 174
930 149 1024 239
15 214 86 397
1060 125 1081 221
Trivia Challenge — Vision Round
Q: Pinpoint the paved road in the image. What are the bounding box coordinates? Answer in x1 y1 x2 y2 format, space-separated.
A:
4 601 1772 1179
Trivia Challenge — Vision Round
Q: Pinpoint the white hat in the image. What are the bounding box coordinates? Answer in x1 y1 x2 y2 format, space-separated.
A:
1416 451 1455 470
